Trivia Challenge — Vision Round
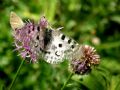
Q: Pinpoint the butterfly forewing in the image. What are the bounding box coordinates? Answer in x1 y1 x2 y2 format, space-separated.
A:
10 12 24 30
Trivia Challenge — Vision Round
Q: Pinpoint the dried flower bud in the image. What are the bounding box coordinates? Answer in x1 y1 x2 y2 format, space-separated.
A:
70 59 91 75
70 45 100 75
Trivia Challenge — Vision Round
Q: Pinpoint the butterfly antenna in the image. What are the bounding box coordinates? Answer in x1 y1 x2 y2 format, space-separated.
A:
56 27 64 31
28 19 31 23
25 20 29 23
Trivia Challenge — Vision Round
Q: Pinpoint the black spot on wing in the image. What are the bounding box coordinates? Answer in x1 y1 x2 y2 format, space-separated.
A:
36 35 39 40
37 26 40 31
71 45 75 49
43 50 51 54
61 34 65 40
68 39 71 44
55 51 60 56
58 44 62 47
47 51 51 54
35 42 38 47
74 41 77 44
40 48 44 52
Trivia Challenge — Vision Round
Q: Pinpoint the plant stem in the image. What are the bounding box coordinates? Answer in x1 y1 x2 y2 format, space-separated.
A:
9 60 24 90
61 73 74 90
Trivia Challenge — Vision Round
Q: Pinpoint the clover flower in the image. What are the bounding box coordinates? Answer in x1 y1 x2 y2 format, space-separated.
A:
70 45 100 75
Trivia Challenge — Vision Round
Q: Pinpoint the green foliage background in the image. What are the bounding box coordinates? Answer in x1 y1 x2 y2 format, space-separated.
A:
0 0 120 90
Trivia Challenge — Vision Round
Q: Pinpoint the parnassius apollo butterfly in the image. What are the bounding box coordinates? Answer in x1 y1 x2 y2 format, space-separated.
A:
10 12 79 64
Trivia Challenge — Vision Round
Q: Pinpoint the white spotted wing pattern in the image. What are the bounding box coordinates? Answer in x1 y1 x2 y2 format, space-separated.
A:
43 28 79 64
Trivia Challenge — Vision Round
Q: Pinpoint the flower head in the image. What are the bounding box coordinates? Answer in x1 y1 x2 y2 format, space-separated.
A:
70 45 100 75
14 21 38 62
10 12 48 62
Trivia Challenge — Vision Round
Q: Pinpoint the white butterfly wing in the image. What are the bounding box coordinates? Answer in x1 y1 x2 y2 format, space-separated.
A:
44 29 79 64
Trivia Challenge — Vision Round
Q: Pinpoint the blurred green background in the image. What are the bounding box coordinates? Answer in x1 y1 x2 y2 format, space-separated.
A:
0 0 120 90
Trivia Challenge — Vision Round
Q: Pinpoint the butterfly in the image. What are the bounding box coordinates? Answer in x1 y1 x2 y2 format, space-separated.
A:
10 12 79 64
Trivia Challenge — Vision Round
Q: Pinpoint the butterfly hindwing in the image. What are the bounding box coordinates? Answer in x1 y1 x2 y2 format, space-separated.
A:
44 29 79 64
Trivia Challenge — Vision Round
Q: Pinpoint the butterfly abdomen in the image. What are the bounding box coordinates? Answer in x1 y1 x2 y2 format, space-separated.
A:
44 29 52 48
